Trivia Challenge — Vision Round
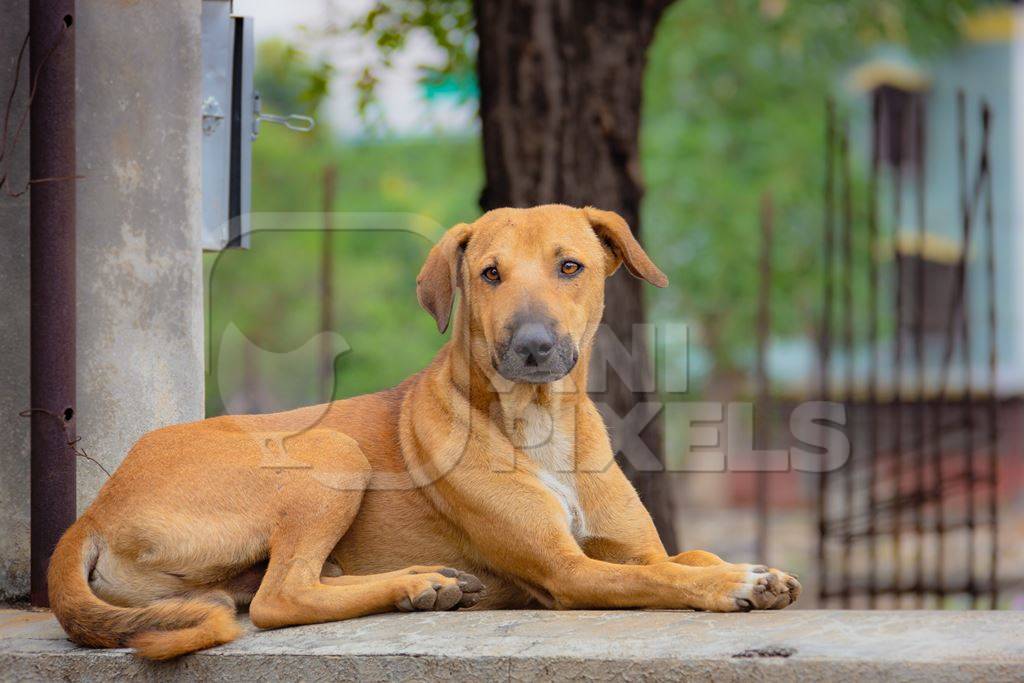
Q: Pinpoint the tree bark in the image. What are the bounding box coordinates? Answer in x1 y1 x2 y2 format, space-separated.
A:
474 0 678 552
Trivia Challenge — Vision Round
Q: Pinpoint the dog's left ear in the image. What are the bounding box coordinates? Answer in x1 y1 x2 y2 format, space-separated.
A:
417 222 473 333
583 207 669 288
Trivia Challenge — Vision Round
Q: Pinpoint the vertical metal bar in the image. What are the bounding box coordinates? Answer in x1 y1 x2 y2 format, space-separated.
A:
934 91 991 608
891 93 906 606
953 91 969 609
924 90 967 610
980 101 999 609
866 92 881 609
755 192 773 564
912 94 929 609
818 99 836 607
960 106 977 611
320 165 337 402
29 1 76 608
840 124 855 609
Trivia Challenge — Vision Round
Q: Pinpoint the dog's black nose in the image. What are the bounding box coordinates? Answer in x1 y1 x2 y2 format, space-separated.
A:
511 323 555 367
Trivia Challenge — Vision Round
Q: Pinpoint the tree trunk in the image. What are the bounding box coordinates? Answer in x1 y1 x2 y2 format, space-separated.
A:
474 0 678 552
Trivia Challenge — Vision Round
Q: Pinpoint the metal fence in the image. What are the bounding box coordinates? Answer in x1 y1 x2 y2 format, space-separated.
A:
813 92 1000 608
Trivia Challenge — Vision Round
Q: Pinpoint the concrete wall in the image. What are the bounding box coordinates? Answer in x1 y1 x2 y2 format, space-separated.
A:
0 1 204 600
0 0 32 603
73 1 205 510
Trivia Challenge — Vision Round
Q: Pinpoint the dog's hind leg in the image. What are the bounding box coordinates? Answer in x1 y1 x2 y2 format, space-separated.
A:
249 525 483 628
247 437 482 628
670 550 726 567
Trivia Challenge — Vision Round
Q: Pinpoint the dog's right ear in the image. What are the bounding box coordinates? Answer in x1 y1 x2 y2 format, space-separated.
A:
416 223 472 333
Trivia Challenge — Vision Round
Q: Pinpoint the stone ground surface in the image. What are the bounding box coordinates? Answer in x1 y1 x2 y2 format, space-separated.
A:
1 608 1022 681
679 506 1024 610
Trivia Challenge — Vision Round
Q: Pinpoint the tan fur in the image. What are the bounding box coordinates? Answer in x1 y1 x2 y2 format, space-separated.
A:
48 205 799 660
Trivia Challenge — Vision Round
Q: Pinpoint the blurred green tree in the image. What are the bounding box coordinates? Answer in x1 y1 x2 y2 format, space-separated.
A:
255 38 334 116
342 0 979 548
351 0 682 550
205 40 481 419
215 0 984 551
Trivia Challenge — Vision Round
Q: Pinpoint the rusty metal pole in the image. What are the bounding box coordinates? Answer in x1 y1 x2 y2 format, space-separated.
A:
981 102 999 609
818 99 836 607
866 92 881 608
839 122 854 609
29 1 76 607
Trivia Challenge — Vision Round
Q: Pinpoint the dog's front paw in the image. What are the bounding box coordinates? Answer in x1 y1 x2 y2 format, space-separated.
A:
694 563 800 612
395 568 485 612
731 564 800 611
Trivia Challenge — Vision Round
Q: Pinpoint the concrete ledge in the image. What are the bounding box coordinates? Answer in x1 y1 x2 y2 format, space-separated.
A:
2 608 1022 681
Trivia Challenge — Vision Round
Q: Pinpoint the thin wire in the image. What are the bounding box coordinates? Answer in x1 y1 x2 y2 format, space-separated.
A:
0 21 81 197
18 408 112 478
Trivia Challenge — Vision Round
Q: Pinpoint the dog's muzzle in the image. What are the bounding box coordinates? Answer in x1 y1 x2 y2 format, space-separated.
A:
495 321 578 383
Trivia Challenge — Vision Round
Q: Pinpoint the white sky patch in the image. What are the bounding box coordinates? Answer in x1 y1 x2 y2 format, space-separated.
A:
234 0 477 137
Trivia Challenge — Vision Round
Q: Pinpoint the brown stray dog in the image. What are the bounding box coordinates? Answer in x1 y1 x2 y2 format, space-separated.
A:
48 204 800 660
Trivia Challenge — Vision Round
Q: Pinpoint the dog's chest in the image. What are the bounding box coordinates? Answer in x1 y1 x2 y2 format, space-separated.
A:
517 415 588 541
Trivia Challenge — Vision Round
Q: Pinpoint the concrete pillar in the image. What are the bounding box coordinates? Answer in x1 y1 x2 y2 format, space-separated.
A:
0 0 32 603
0 0 204 600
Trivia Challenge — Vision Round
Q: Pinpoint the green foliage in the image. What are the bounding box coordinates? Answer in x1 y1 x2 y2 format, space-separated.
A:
340 0 981 390
205 115 482 416
207 1 987 415
255 39 335 115
347 1 476 120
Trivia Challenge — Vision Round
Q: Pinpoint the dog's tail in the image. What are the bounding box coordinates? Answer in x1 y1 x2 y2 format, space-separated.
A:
48 518 242 660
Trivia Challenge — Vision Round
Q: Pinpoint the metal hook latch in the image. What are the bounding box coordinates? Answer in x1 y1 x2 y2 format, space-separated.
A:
252 91 315 138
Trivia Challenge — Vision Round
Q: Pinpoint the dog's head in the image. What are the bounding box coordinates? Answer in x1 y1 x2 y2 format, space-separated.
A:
417 204 668 384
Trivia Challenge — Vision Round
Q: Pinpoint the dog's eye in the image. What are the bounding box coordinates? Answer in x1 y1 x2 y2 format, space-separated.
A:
482 266 501 283
560 261 582 277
